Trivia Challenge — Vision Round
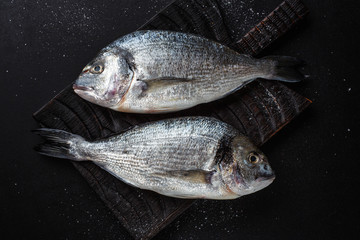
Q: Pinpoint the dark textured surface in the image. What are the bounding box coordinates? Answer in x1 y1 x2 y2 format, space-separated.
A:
33 80 310 239
33 1 310 239
1 0 359 240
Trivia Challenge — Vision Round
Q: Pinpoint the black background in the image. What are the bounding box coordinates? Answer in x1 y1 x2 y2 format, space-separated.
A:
1 0 359 239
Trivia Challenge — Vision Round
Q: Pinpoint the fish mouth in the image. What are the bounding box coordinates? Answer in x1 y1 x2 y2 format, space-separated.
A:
73 84 93 92
256 174 276 182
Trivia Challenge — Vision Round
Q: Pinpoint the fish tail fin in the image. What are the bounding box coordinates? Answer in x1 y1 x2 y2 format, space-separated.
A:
33 128 86 161
262 56 305 83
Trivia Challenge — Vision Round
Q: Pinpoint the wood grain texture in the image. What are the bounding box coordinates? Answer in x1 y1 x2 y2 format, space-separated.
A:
33 0 310 239
232 0 309 55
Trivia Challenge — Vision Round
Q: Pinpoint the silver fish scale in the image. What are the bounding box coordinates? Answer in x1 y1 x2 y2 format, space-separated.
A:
112 30 259 82
106 31 266 112
86 117 238 191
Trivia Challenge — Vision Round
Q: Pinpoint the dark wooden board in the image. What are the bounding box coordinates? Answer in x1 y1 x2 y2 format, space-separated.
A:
33 0 310 239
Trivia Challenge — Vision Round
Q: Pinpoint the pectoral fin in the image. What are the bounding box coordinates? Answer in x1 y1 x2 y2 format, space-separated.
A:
134 77 193 98
163 169 215 184
141 77 193 82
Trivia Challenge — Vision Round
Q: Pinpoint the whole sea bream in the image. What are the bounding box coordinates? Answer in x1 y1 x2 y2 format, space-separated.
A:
34 117 275 199
73 30 303 113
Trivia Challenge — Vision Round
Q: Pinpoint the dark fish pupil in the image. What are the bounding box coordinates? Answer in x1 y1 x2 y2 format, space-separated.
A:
250 156 257 163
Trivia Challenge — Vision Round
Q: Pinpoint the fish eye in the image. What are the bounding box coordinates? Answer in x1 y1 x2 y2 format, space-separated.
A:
247 152 260 164
90 65 104 74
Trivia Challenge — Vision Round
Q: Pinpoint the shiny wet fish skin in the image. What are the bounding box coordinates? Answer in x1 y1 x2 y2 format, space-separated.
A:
73 30 303 113
34 117 275 199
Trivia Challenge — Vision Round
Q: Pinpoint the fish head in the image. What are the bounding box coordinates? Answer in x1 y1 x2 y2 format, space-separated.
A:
73 48 134 108
220 135 275 197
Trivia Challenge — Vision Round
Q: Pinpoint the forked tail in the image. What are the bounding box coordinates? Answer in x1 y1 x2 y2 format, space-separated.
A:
33 128 86 161
263 56 305 83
